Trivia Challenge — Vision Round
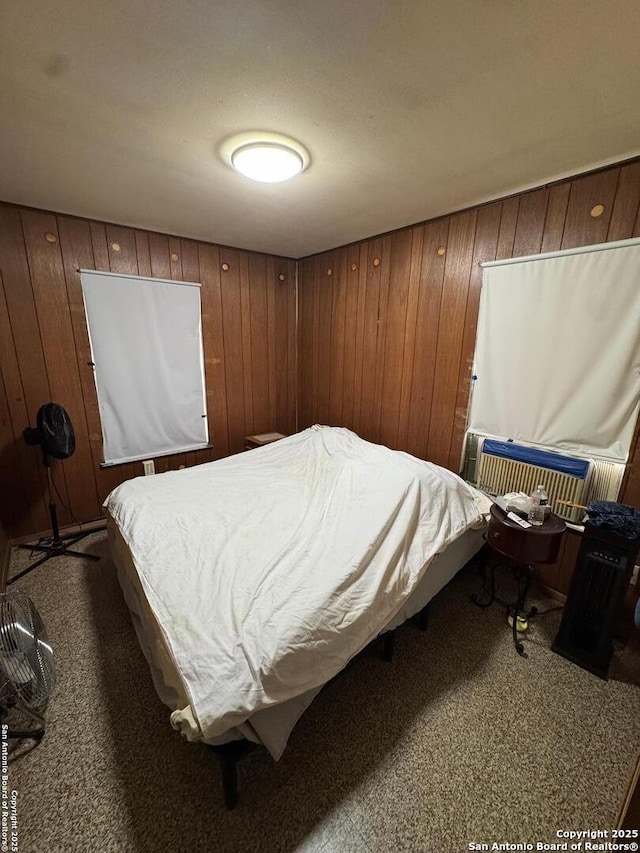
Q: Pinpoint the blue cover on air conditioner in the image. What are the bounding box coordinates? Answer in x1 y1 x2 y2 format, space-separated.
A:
482 439 590 479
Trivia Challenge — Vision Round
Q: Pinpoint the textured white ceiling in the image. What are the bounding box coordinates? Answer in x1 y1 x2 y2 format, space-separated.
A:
1 0 639 258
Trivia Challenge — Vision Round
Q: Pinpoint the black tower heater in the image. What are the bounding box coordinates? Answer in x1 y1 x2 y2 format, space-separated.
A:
553 515 640 679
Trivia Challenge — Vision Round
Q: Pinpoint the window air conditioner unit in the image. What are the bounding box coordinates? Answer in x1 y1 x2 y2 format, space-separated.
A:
462 433 625 525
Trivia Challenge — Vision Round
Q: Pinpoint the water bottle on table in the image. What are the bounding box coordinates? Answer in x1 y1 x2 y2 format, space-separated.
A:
528 484 548 526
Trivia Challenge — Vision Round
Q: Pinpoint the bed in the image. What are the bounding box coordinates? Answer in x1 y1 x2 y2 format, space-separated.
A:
104 425 491 803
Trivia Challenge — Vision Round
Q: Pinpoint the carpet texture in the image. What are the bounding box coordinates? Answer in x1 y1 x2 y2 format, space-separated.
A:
5 533 640 853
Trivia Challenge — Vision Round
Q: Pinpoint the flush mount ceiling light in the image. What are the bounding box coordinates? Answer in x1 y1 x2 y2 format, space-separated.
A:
221 132 310 184
232 143 303 183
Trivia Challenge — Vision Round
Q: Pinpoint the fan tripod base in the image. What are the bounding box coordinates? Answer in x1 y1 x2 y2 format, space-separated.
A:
0 706 46 742
11 531 100 585
3 725 45 742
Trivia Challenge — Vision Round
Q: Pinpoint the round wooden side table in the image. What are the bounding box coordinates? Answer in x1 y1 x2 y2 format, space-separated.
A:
473 504 566 655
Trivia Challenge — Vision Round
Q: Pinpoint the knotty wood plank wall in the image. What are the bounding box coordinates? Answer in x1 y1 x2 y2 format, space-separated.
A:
298 159 640 512
0 203 296 539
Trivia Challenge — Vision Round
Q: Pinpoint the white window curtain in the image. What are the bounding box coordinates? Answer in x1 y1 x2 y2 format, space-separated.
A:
467 238 640 463
80 270 209 465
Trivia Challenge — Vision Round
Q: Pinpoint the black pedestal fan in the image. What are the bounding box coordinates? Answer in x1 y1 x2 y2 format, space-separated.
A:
9 403 100 585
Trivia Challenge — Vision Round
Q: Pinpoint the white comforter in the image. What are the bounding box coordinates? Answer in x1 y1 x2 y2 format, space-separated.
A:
105 426 489 744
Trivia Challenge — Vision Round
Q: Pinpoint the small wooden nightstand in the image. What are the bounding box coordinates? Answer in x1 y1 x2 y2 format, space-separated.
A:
244 432 287 450
473 504 566 655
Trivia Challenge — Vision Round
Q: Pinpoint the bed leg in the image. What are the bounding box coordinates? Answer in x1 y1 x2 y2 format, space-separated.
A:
382 629 395 662
220 750 239 810
208 742 245 810
417 603 430 632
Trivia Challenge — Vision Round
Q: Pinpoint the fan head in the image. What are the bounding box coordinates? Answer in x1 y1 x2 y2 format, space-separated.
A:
23 402 75 459
0 591 55 714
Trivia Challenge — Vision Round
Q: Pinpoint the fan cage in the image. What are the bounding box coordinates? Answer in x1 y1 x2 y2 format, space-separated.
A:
0 591 55 713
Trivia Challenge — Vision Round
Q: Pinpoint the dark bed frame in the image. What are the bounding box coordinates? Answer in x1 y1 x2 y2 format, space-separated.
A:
208 603 431 809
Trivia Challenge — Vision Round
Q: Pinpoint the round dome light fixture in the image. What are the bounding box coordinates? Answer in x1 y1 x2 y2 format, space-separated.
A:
221 132 310 184
232 143 303 183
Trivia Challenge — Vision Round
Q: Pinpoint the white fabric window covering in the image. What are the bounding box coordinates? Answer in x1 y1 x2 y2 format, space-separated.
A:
80 269 209 465
467 238 640 463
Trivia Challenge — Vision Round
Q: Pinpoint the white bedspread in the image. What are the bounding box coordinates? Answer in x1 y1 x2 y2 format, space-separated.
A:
104 426 489 744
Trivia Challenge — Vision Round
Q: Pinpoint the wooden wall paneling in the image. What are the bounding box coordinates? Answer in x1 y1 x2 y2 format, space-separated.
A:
358 239 383 442
0 209 52 422
180 239 200 284
179 239 203 467
285 258 297 434
341 244 360 429
0 208 51 536
0 365 28 535
169 237 183 281
540 183 571 253
0 276 42 535
607 161 640 241
134 231 152 277
621 177 640 505
218 248 245 453
350 241 369 436
90 223 110 270
238 252 254 439
294 157 640 584
620 182 640 507
539 529 582 597
328 247 347 426
296 258 314 429
405 219 449 460
21 210 98 524
148 232 172 279
371 235 393 443
447 202 502 472
512 188 549 257
105 225 139 276
396 226 425 451
495 197 519 260
57 216 122 503
197 243 228 461
275 257 298 436
561 168 619 249
426 211 477 467
265 257 278 431
606 165 640 507
310 255 322 426
0 517 9 581
379 228 413 449
315 253 334 426
1 201 296 538
248 253 269 434
2 159 638 542
621 417 640 508
537 532 567 595
154 456 180 475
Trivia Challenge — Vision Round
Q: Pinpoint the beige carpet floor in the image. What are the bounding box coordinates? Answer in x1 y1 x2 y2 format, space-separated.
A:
5 532 640 853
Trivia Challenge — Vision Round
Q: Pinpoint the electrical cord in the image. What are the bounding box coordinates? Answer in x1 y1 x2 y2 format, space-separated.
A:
474 559 564 616
531 604 564 616
51 464 84 530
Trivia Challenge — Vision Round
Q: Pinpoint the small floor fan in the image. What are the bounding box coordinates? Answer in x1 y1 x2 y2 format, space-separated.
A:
10 402 100 584
0 590 55 740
